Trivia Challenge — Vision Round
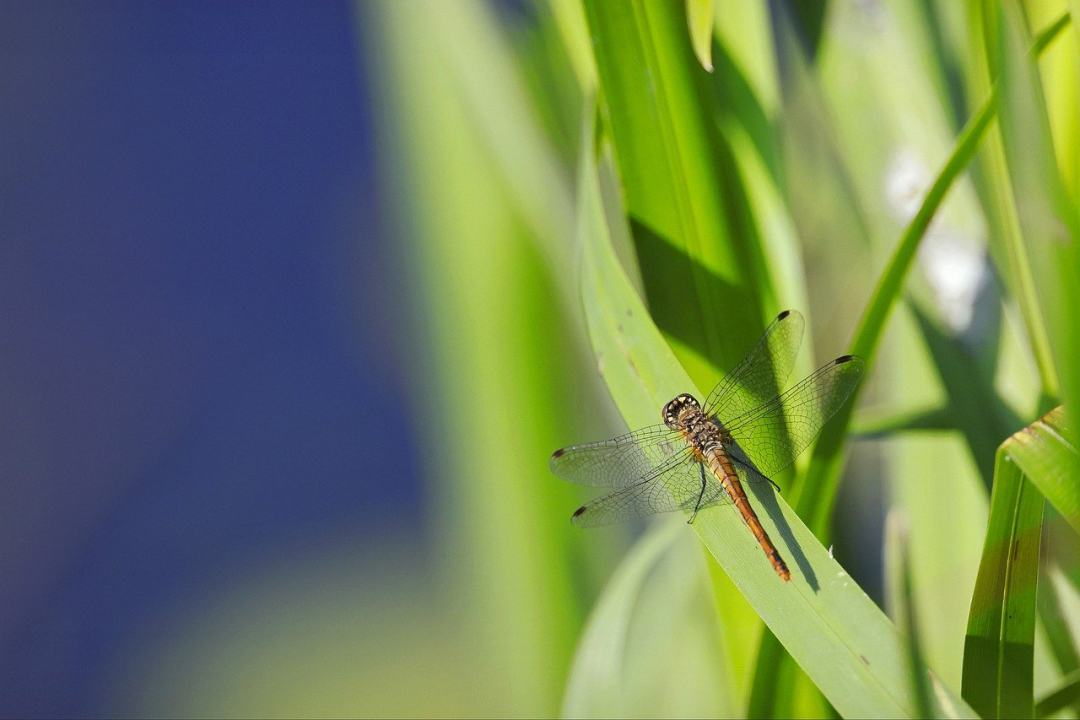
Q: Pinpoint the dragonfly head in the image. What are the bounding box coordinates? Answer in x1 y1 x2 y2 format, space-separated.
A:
662 393 701 430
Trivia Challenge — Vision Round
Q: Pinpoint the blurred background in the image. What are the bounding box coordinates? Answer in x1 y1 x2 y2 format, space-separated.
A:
2 0 1077 717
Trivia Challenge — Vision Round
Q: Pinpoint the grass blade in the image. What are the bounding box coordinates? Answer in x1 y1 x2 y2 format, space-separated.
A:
961 448 1045 719
686 0 715 72
746 12 1071 718
562 522 734 718
886 512 935 720
792 86 997 536
582 0 776 389
792 9 1073 539
994 4 1080 426
575 135 975 719
1008 407 1080 537
363 2 589 712
1036 669 1080 718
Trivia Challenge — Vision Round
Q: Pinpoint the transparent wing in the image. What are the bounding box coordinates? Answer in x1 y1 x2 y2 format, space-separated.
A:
570 454 728 527
722 355 864 478
550 424 688 489
703 310 805 424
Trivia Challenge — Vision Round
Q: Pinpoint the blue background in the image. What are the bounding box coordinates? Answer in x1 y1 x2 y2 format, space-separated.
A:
0 2 417 714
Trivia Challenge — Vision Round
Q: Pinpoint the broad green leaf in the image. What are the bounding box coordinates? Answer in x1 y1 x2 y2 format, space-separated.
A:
576 135 975 719
962 450 1045 719
1008 407 1080 538
686 0 714 72
582 0 785 702
582 0 776 390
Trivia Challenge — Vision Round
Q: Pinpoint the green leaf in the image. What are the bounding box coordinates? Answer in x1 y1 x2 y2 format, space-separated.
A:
961 449 1045 719
686 0 714 72
792 79 999 536
561 522 734 718
886 512 935 720
851 404 955 438
791 8 1074 539
1009 407 1080 537
583 0 785 700
1036 668 1080 718
575 134 976 719
745 11 1073 718
582 0 776 390
995 4 1080 424
966 4 1064 405
364 2 590 712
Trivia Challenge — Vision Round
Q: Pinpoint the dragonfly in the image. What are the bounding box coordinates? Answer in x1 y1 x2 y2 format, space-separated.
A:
549 310 864 581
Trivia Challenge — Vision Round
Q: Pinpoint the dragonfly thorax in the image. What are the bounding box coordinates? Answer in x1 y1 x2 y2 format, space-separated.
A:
662 393 702 430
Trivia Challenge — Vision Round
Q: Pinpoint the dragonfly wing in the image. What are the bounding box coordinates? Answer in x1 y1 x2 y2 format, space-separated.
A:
570 454 728 527
703 310 805 423
550 424 688 488
723 355 864 478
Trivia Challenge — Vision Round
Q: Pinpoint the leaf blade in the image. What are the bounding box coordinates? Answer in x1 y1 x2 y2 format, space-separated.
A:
576 138 975 719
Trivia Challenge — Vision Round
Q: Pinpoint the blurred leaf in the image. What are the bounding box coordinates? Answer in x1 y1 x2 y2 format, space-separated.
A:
1036 668 1080 718
363 1 589 712
744 11 1073 719
686 0 715 72
851 404 954 439
562 522 733 718
1008 407 1080 538
908 300 1021 487
792 8 1074 539
995 4 1080 427
575 133 975 719
964 5 1065 405
886 512 935 720
548 0 596 90
961 447 1045 719
792 82 998 537
771 0 828 61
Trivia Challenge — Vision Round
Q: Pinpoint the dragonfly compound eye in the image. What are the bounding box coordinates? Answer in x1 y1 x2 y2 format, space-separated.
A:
662 393 701 429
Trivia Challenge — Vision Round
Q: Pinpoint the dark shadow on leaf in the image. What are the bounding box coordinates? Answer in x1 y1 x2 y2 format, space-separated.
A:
736 453 819 591
629 218 770 381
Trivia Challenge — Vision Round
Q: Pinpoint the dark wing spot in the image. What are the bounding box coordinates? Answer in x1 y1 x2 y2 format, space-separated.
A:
572 506 586 518
552 448 566 459
777 309 790 320
860 654 870 666
835 354 855 364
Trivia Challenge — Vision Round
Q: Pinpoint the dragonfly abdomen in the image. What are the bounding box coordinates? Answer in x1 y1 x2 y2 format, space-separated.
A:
706 449 791 582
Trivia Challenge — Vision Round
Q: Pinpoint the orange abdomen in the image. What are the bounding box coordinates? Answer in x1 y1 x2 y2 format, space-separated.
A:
707 450 790 582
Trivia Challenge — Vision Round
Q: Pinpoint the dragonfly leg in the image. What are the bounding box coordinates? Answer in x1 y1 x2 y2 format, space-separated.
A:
688 463 707 524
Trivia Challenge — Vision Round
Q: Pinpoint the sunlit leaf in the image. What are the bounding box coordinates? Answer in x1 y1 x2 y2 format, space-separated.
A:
574 131 975 719
962 449 1044 719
